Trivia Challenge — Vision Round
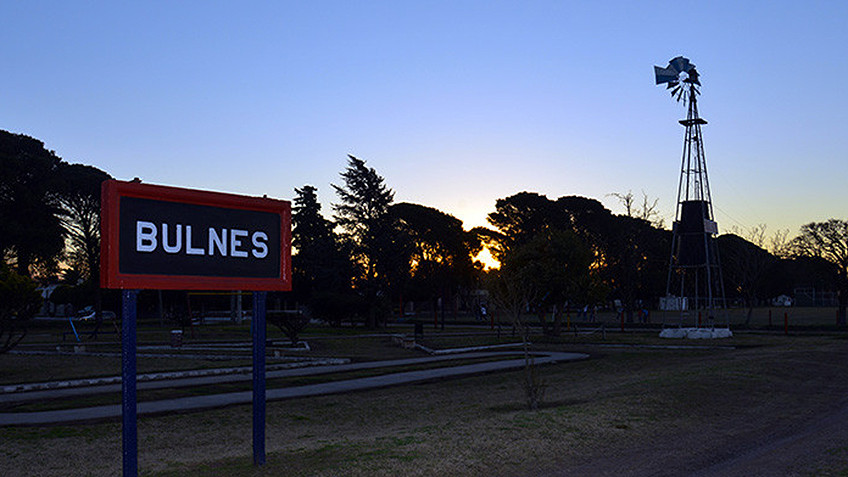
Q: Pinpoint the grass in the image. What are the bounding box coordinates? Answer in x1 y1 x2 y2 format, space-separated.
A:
3 316 848 476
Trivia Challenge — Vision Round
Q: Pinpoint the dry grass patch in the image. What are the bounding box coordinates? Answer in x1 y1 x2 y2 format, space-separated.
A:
3 335 848 476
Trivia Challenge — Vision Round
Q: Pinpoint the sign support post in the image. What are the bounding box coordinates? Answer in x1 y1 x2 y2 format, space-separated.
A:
252 291 267 466
101 180 291 474
121 289 138 477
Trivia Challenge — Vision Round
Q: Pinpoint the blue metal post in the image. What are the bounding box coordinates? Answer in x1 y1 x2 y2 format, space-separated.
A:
252 291 267 466
68 316 81 342
122 289 138 477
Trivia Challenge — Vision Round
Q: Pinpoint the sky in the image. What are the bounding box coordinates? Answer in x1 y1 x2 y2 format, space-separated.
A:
2 1 846 242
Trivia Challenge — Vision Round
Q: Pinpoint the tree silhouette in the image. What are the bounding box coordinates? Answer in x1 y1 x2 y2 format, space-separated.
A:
56 163 112 336
485 192 606 331
0 264 41 353
332 155 396 327
719 228 780 325
0 130 66 277
508 229 595 335
791 219 848 325
392 202 481 321
486 192 560 262
291 184 357 325
58 163 112 282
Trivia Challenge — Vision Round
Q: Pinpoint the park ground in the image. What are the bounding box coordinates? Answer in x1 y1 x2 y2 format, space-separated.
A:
1 307 847 476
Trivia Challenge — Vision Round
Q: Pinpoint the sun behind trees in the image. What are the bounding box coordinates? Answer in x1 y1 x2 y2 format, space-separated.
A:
284 155 848 331
3 131 847 341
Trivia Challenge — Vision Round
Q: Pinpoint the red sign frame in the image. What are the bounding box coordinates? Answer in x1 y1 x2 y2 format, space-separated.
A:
100 180 291 291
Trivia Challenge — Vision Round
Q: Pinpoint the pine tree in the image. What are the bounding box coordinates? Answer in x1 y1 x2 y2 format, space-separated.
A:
332 155 395 326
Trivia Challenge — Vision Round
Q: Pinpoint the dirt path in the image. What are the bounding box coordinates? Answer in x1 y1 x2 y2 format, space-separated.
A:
689 399 848 477
545 342 848 477
549 400 848 476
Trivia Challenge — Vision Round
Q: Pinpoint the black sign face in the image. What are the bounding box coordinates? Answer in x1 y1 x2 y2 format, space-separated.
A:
118 197 281 278
101 180 291 290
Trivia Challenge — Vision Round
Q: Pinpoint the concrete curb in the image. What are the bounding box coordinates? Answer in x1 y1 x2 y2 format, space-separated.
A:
0 351 588 425
0 357 350 394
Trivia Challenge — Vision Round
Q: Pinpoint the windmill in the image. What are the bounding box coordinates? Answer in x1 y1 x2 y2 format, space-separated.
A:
654 56 730 338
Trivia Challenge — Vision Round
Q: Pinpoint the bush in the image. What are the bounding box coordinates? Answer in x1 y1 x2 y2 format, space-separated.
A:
0 265 42 353
267 310 310 346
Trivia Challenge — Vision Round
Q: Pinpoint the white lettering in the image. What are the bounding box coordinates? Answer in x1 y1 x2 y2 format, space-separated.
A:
136 221 157 252
185 225 204 255
208 228 227 256
230 229 248 258
134 222 271 261
251 231 268 258
163 223 182 254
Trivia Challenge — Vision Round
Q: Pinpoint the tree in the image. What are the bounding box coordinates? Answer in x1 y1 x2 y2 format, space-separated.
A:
291 184 357 326
511 229 596 335
486 192 560 262
484 191 605 336
791 219 848 325
56 163 112 335
488 240 549 410
0 130 66 277
0 264 41 353
58 163 111 283
292 184 340 297
559 195 669 322
602 214 669 322
555 195 613 243
332 155 397 327
392 202 481 321
609 190 665 229
720 226 780 325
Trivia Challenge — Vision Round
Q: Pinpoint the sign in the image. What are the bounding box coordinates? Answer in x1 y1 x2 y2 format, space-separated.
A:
101 180 291 291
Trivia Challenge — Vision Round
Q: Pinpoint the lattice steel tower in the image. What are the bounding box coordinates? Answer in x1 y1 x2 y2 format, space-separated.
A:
654 56 727 328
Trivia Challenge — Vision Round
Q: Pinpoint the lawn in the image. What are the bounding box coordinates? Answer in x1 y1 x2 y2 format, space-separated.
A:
2 329 848 476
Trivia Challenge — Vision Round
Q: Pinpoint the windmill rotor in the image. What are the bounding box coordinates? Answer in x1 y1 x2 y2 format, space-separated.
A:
654 56 700 103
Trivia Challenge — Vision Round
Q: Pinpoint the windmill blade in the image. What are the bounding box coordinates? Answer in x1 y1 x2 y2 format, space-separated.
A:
688 67 701 86
669 56 691 74
666 81 678 89
654 65 678 84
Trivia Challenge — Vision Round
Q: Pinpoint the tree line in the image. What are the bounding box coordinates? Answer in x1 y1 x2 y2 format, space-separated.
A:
1 130 111 350
294 155 848 329
2 131 847 352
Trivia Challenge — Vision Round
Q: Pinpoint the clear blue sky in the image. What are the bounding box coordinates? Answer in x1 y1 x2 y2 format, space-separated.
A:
2 1 846 238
